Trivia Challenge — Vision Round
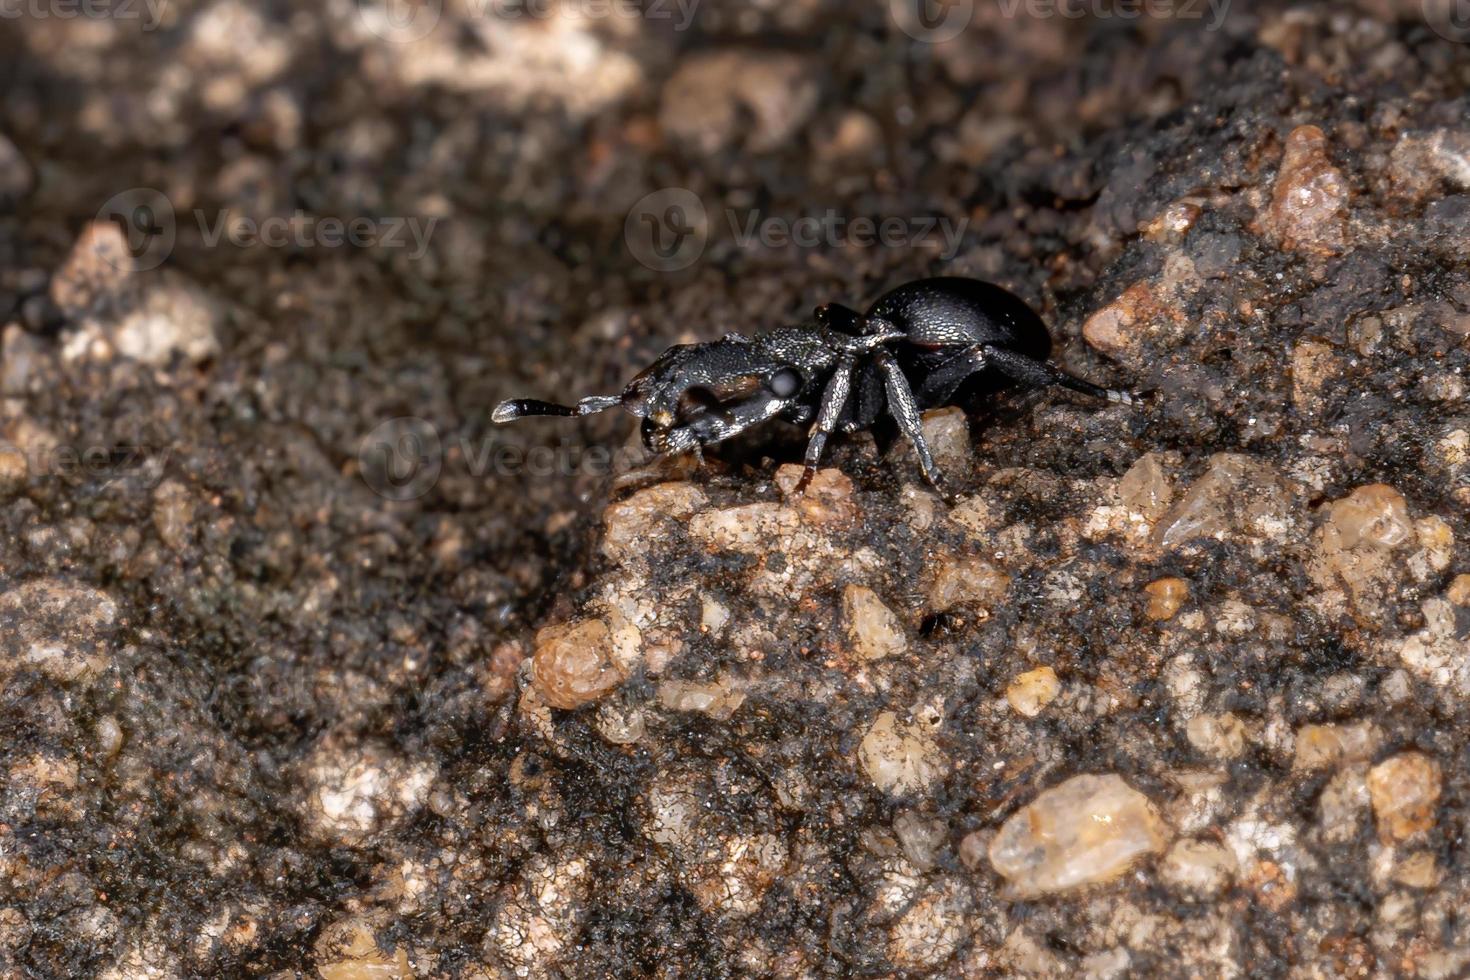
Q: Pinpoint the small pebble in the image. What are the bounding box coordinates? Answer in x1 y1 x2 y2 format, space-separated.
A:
1292 721 1379 771
774 464 856 525
818 110 882 164
1311 483 1423 623
1291 339 1340 416
49 220 134 318
1186 713 1247 761
859 711 946 797
1388 128 1470 200
1153 453 1297 550
111 272 224 367
988 774 1170 897
314 913 411 980
95 716 125 759
1160 838 1238 899
1391 851 1441 890
1317 765 1371 843
926 557 1010 616
657 677 746 720
919 407 971 478
1144 577 1189 620
10 753 80 802
0 444 29 496
152 479 197 552
688 834 788 918
688 501 797 555
0 579 119 684
1321 484 1415 551
1367 752 1442 842
531 618 626 710
486 855 592 973
0 131 33 204
886 878 969 971
594 702 646 745
1081 947 1132 980
659 50 819 155
892 810 945 872
1006 666 1060 718
699 597 730 635
1083 282 1162 360
1241 858 1298 913
1267 124 1348 253
2 323 47 396
1119 453 1174 524
302 740 438 846
601 483 707 563
842 584 907 662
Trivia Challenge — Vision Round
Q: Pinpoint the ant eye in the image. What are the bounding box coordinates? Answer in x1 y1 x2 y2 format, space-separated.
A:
769 369 802 397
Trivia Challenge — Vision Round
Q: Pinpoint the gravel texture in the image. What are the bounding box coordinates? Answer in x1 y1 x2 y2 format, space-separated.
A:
1 1 1469 977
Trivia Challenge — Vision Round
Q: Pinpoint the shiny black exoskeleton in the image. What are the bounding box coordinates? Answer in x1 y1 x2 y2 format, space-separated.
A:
493 277 1143 494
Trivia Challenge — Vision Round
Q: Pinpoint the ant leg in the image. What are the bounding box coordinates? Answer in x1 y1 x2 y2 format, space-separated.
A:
861 314 902 338
917 346 987 404
492 394 622 423
680 387 735 425
979 345 1145 405
647 394 787 456
818 306 903 351
796 355 854 492
839 369 885 433
875 349 950 497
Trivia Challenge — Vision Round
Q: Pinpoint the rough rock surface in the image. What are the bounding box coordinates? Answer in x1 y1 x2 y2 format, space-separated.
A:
1 2 1468 977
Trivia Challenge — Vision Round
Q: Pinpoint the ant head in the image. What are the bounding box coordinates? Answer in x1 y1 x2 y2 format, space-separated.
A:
623 338 806 425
